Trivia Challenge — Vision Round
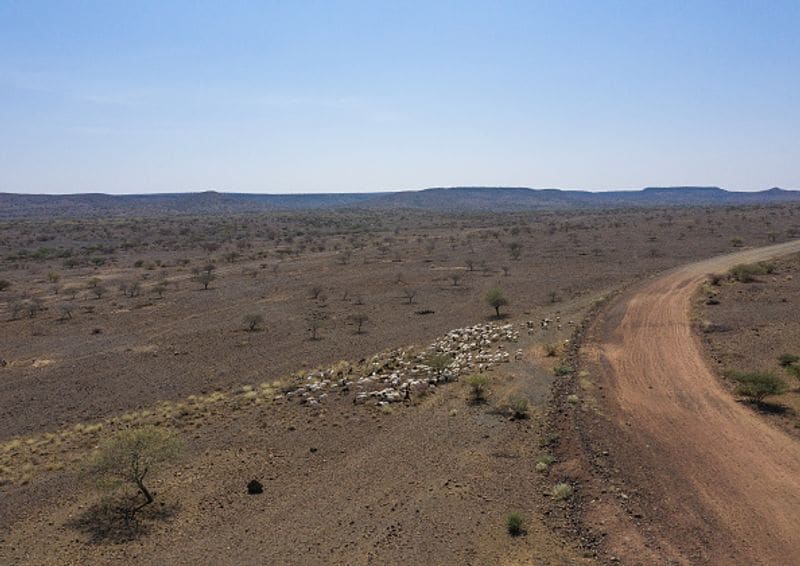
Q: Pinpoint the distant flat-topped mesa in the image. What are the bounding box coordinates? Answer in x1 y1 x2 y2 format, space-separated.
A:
1 186 799 218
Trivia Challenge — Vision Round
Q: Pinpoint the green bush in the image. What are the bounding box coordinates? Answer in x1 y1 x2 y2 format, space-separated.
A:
728 262 774 283
725 370 787 403
551 482 573 500
91 426 182 514
778 354 799 368
554 365 574 376
785 364 800 381
484 288 509 317
510 397 529 419
535 453 555 472
425 352 454 382
505 512 524 536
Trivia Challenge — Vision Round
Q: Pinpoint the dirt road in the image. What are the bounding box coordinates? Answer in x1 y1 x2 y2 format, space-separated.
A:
581 241 800 564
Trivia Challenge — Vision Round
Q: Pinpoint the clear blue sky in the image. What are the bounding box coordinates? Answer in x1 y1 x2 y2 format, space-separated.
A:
1 1 798 194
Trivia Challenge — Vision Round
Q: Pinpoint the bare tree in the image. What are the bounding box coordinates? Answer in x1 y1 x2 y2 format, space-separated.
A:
26 298 42 318
58 303 76 321
349 313 369 334
305 309 328 340
402 289 417 304
193 271 215 290
63 286 80 300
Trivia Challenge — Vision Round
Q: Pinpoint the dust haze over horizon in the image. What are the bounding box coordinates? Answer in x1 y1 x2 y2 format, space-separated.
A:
1 1 799 195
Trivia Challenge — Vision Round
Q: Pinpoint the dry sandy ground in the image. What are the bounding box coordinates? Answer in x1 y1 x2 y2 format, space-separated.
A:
570 240 800 564
696 252 800 434
0 298 594 566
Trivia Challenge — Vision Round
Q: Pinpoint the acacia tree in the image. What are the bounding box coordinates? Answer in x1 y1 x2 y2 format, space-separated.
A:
305 309 327 340
425 353 454 383
193 271 215 290
92 284 107 299
92 426 182 516
485 288 509 317
349 313 369 334
728 371 787 405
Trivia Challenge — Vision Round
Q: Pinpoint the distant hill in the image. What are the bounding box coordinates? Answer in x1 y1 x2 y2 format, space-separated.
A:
1 186 799 218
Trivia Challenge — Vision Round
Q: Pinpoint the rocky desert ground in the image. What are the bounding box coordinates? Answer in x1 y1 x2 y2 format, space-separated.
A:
2 203 800 564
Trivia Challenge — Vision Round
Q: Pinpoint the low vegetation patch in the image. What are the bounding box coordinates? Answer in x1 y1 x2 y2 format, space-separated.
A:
465 374 489 403
505 512 524 536
509 397 529 419
728 261 775 283
535 453 555 472
725 369 787 404
551 482 573 501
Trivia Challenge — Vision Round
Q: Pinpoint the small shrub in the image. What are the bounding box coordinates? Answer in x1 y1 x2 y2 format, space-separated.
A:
567 394 579 404
778 354 799 368
505 512 524 536
535 453 555 472
544 343 558 357
784 364 800 381
554 366 574 377
725 370 787 404
540 432 559 448
551 482 573 500
243 313 264 332
510 397 529 419
465 374 489 402
728 262 774 283
195 272 216 290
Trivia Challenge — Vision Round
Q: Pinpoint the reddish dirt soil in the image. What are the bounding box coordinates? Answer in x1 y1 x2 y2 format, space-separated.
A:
569 241 800 564
696 252 800 435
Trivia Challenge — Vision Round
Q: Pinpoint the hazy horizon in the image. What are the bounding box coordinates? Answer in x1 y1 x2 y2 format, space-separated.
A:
2 1 799 195
1 184 797 197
